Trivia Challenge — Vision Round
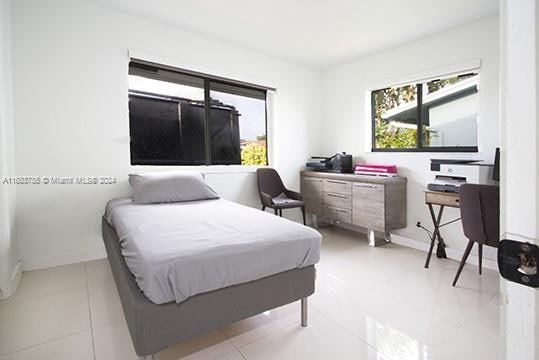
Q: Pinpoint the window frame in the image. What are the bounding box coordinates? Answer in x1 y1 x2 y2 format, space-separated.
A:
128 59 271 166
370 72 480 153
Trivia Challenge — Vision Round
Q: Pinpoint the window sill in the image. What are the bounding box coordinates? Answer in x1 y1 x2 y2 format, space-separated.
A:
370 147 478 153
202 165 267 174
130 164 267 174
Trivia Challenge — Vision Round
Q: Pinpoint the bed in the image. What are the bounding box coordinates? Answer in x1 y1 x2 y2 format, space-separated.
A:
101 174 321 359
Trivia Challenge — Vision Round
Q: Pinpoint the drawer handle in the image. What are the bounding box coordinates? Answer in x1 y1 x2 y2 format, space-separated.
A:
327 207 348 213
327 180 347 185
304 178 322 182
327 193 347 199
354 184 377 189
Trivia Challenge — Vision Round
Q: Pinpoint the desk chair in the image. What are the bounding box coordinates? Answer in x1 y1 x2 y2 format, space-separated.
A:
256 168 306 225
452 184 500 286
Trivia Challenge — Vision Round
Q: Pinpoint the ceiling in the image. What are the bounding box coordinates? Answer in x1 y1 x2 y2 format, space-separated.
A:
86 0 499 69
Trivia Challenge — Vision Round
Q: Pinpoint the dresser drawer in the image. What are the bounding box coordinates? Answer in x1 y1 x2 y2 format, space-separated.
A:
324 206 352 224
323 179 351 195
323 191 352 210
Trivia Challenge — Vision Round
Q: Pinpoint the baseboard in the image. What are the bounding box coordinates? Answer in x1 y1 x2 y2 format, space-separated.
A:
9 260 22 295
391 234 498 271
22 248 107 271
0 260 22 299
19 231 497 273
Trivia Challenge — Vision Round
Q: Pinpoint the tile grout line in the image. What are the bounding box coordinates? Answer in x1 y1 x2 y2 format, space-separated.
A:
236 347 248 360
452 291 500 332
315 311 400 360
229 313 301 352
229 307 398 360
220 334 248 360
0 285 88 304
0 329 90 357
0 271 88 306
220 313 300 350
84 263 97 360
318 275 498 357
368 266 500 328
0 264 96 357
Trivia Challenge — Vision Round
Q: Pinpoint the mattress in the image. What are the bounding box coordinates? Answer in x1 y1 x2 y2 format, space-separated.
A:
105 198 321 304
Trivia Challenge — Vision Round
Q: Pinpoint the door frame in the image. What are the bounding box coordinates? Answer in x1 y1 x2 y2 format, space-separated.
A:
500 1 539 359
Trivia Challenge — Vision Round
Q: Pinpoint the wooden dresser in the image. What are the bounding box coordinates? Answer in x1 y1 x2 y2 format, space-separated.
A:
300 170 407 246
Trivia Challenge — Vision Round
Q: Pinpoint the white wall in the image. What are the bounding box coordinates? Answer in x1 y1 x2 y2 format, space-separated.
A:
320 17 500 263
11 0 321 270
0 0 20 297
9 1 500 270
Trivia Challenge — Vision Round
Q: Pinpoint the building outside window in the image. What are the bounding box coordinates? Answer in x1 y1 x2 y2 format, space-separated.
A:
371 71 479 152
128 60 269 166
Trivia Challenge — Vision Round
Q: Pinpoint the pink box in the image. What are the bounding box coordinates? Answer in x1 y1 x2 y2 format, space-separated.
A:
354 164 397 174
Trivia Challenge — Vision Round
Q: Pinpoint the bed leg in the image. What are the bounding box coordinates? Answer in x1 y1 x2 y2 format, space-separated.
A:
301 297 308 327
139 355 154 360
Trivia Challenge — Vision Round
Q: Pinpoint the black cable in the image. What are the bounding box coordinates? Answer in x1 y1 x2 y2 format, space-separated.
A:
416 221 433 237
417 221 447 259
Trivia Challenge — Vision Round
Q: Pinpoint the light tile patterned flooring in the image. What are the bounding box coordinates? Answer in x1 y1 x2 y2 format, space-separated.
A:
0 227 500 360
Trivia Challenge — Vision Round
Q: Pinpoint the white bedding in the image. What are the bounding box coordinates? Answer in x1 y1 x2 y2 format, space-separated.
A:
105 198 321 304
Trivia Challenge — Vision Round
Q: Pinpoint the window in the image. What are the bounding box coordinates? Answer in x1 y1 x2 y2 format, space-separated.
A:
371 71 479 152
128 60 269 166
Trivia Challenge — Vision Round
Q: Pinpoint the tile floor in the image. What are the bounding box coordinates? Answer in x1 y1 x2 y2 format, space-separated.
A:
0 227 500 360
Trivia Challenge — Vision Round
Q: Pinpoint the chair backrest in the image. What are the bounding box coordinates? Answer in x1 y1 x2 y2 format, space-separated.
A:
459 183 500 247
256 168 286 199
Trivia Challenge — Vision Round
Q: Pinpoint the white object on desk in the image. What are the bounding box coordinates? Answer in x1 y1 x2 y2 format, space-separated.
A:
433 163 495 186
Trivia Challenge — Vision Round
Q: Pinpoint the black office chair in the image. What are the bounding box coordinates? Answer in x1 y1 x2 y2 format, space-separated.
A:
256 168 306 225
452 184 500 286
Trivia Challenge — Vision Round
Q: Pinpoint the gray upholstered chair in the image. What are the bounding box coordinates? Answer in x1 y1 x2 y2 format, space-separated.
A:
256 168 306 225
452 183 500 286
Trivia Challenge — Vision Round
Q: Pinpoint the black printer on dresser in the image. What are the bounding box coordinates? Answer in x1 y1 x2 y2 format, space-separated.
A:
306 152 353 173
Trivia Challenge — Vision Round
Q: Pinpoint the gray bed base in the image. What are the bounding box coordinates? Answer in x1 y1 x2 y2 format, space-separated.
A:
102 217 316 358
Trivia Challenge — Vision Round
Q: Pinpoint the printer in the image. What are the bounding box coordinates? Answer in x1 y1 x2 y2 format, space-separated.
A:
306 153 353 173
427 159 496 193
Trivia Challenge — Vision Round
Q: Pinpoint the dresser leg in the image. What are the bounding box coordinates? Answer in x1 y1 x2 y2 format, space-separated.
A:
368 230 391 247
311 214 319 229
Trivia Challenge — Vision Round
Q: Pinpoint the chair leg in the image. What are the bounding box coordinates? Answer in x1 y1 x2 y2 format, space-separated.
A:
274 208 278 215
452 240 475 287
279 209 282 217
262 206 265 211
301 206 306 225
478 243 483 275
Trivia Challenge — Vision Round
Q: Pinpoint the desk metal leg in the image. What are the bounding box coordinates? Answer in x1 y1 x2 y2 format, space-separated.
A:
424 204 445 268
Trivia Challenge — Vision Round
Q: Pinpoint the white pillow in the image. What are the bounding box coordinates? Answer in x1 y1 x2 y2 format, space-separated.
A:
129 171 219 204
